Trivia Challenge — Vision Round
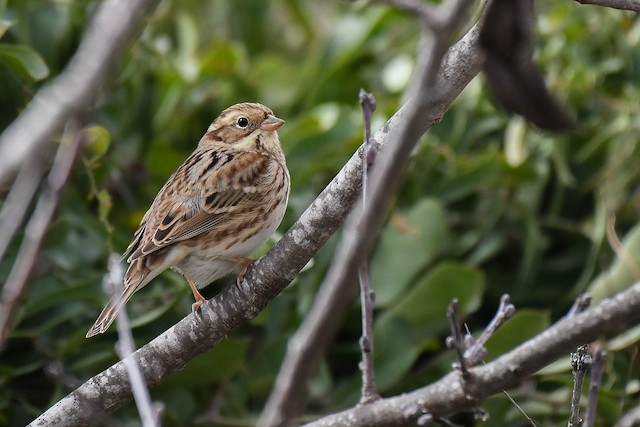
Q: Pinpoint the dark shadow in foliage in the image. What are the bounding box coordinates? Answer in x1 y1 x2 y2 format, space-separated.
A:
480 0 576 131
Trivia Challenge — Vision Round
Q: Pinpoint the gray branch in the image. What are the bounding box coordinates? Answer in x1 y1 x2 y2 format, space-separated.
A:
304 281 640 426
0 123 85 349
258 0 478 421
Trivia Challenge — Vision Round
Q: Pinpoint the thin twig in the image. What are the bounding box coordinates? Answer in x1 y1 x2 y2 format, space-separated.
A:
582 348 605 427
464 294 515 366
568 293 592 317
107 255 163 427
502 390 538 426
0 121 85 350
434 417 464 427
446 295 515 375
357 89 379 404
567 293 594 426
575 0 640 11
445 299 470 377
568 344 592 427
0 156 46 264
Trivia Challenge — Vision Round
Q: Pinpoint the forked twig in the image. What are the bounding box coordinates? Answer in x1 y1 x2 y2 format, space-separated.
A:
446 294 515 375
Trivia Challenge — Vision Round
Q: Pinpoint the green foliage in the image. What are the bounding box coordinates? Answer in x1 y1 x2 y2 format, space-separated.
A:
2 0 640 426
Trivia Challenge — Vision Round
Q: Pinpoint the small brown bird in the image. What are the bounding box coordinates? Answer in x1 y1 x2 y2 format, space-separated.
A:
86 103 290 338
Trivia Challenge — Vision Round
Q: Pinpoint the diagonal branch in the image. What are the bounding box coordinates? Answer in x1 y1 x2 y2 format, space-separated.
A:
0 122 85 349
258 0 477 424
304 281 640 426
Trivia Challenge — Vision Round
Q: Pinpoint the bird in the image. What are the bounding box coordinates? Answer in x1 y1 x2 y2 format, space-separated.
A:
86 102 290 338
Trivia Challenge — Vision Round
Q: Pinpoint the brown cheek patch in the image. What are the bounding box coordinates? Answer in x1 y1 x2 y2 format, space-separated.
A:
205 131 223 141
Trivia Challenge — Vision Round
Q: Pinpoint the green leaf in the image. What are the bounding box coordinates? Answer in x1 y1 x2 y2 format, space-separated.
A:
371 198 450 307
83 125 111 163
607 323 640 351
435 149 502 202
374 317 421 391
0 44 49 80
484 310 551 360
378 262 485 339
162 338 250 387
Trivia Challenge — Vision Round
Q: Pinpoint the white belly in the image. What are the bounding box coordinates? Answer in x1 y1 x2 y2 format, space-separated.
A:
175 192 288 288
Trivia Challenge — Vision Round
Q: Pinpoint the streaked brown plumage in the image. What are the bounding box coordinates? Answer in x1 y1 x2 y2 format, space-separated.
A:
86 103 290 338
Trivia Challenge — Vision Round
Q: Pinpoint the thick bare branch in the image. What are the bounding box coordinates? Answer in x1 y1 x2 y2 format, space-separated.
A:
304 281 640 426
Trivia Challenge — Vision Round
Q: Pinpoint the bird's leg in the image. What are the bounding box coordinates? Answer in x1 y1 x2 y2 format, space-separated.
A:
219 256 253 286
183 271 206 313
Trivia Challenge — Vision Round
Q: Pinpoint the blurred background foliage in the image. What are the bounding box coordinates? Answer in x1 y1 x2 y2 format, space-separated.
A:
1 0 640 426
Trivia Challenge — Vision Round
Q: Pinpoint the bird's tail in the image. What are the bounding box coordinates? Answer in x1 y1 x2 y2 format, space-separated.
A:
85 261 151 338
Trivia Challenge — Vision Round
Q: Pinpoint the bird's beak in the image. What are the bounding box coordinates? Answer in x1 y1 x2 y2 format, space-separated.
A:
261 114 285 131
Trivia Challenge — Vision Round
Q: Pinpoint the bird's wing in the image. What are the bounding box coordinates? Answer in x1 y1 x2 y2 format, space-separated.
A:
125 150 272 262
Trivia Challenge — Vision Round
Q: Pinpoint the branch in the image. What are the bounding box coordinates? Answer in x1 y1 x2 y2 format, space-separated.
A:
583 348 605 427
258 14 482 427
304 281 640 426
0 0 158 188
567 293 593 427
0 122 85 349
108 254 163 427
574 0 640 11
568 345 591 427
357 89 379 404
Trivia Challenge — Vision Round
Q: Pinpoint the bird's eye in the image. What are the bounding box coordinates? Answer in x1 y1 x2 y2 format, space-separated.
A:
237 117 249 128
